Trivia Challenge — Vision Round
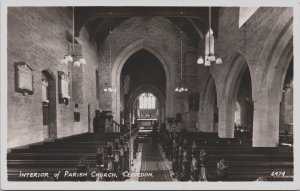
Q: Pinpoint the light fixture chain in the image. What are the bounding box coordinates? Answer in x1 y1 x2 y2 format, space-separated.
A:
244 23 247 57
72 6 75 53
181 29 183 82
208 7 211 55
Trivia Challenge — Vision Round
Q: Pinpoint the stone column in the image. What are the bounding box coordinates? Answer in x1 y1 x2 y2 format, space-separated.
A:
253 96 280 147
198 109 214 132
218 100 234 138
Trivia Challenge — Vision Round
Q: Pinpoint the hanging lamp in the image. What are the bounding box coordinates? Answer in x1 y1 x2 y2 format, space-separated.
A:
197 7 222 66
104 12 117 93
175 16 188 93
61 7 86 67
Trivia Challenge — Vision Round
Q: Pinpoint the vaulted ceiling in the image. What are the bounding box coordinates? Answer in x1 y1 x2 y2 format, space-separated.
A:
74 7 220 48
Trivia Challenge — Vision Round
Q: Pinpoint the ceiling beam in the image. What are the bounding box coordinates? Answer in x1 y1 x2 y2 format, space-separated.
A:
91 18 111 39
187 17 204 40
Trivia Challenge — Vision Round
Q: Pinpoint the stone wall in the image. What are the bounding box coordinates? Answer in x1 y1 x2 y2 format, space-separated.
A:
7 7 99 148
97 17 197 124
196 7 293 146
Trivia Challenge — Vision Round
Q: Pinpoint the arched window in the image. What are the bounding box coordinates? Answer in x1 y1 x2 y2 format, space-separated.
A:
138 93 156 109
205 28 214 60
234 102 241 126
42 73 49 104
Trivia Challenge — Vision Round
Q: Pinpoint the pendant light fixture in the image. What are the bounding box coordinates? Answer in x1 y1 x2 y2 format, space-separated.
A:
61 7 86 67
104 12 117 93
175 15 188 93
197 7 222 66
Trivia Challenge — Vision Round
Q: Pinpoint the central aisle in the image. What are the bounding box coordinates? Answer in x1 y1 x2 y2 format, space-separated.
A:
139 139 172 181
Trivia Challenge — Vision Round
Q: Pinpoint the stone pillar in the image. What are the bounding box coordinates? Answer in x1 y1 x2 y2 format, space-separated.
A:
253 97 280 147
218 100 234 138
198 109 214 132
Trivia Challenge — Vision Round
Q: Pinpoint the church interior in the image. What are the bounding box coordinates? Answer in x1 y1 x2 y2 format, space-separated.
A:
6 6 293 182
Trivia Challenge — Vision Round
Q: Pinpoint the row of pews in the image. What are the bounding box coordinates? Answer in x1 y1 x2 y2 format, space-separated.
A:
160 130 293 181
7 127 138 181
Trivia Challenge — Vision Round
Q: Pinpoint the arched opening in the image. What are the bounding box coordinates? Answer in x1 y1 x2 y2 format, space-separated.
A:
280 59 293 135
219 53 252 138
120 49 166 125
234 67 253 139
41 70 57 140
126 85 166 126
111 40 174 123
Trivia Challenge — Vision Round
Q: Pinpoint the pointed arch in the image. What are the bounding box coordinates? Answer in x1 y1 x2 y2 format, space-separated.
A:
251 12 293 147
218 52 251 138
126 84 166 122
111 39 174 123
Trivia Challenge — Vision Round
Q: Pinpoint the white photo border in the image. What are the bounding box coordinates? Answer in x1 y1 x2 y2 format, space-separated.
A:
1 0 300 190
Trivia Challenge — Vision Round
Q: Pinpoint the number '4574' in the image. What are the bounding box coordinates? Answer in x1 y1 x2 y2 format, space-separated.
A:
271 171 286 177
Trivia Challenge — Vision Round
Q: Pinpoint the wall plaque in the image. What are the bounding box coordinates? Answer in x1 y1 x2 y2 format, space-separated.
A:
58 71 70 104
15 62 34 95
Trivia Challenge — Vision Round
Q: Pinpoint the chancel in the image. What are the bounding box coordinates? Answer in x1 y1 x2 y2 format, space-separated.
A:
6 6 293 182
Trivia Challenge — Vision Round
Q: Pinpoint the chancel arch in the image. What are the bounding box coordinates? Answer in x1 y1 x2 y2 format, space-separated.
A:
111 40 174 123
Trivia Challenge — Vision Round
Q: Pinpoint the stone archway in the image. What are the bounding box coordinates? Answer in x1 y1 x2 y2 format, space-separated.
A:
111 39 175 123
253 40 293 147
126 85 166 122
252 17 293 147
218 52 250 138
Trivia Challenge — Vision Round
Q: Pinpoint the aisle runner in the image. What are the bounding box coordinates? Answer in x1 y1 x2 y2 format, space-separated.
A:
139 140 172 181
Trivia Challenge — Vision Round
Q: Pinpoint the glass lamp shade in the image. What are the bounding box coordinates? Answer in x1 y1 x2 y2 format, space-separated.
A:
65 55 73 62
204 60 211 66
60 58 68 65
179 87 184 92
175 87 179 92
74 61 80 67
79 57 86 65
104 88 108 92
216 57 223 64
184 88 188 92
208 55 216 62
108 87 112 92
197 56 204 64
